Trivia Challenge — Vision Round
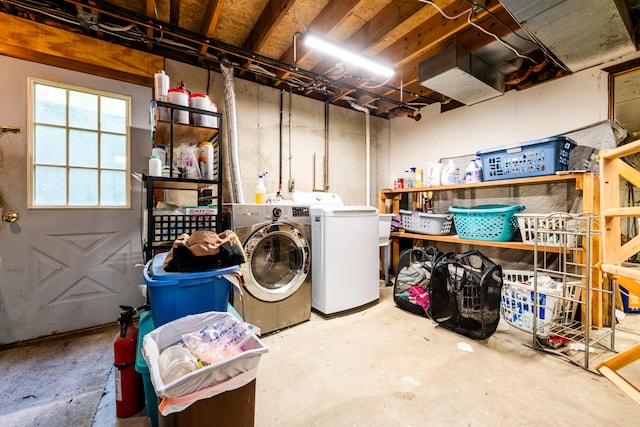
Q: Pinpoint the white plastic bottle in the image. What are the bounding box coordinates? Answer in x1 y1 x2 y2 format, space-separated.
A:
148 155 162 177
151 145 166 167
255 173 267 204
475 156 484 182
153 70 169 101
441 159 458 184
198 142 214 180
465 159 481 183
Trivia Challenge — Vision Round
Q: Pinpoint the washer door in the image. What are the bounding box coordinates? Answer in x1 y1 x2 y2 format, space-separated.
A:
242 222 310 302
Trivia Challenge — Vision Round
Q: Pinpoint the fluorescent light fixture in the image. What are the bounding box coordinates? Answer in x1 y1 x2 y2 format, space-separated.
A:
303 32 395 78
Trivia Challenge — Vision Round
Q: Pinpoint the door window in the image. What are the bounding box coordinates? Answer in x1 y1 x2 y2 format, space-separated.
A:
28 78 131 208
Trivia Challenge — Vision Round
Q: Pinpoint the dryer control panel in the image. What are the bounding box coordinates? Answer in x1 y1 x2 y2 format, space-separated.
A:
292 206 310 217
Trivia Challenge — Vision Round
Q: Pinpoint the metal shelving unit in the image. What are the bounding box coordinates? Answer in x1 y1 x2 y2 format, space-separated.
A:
142 101 224 263
523 212 616 372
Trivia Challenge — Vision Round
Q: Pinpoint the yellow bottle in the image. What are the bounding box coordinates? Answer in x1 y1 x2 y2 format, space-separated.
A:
255 173 266 204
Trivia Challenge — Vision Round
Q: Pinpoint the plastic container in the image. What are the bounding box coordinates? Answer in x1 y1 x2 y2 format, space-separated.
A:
190 93 215 127
166 88 190 124
441 159 459 185
465 159 481 183
198 142 214 180
154 70 169 101
515 213 582 248
500 270 579 336
142 311 268 400
136 310 159 427
255 174 266 204
143 252 239 327
399 210 453 235
620 285 640 313
449 204 525 241
158 345 199 384
149 155 162 176
152 145 167 167
476 136 576 181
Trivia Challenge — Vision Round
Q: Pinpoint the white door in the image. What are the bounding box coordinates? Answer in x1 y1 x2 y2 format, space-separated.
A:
0 56 150 344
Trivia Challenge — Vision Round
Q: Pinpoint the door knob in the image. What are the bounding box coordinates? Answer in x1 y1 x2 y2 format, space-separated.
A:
2 211 18 222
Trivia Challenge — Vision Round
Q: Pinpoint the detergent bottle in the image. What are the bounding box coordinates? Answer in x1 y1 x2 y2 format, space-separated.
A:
441 159 458 185
255 173 267 204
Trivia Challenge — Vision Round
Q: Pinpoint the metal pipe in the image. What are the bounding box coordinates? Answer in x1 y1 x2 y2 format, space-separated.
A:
349 102 371 206
324 102 329 191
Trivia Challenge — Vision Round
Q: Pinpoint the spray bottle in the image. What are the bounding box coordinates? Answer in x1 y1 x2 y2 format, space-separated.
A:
255 172 267 204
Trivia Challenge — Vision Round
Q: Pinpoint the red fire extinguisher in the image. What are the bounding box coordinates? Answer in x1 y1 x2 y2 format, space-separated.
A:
114 304 147 418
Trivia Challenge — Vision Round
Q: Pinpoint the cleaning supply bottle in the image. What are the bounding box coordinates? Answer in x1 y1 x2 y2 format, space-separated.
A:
255 173 267 204
475 156 484 182
441 159 458 185
465 159 481 183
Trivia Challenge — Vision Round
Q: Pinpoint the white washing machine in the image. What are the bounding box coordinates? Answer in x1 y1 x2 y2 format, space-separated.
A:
223 203 312 334
292 192 380 315
310 205 380 315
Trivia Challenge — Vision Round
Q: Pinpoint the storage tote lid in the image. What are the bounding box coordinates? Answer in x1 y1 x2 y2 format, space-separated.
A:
150 252 239 281
475 136 576 156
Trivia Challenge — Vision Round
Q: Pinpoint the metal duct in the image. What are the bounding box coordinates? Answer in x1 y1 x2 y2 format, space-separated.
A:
418 44 505 105
499 0 636 72
220 61 244 203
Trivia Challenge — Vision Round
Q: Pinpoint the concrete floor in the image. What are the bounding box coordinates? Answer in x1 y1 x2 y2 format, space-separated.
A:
2 285 640 426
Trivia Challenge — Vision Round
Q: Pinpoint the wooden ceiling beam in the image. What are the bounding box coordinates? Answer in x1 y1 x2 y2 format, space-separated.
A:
0 12 162 86
198 0 225 55
146 0 155 50
243 0 295 53
170 0 180 28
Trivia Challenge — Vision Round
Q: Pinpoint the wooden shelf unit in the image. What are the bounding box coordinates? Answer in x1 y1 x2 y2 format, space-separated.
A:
379 172 610 328
379 172 598 252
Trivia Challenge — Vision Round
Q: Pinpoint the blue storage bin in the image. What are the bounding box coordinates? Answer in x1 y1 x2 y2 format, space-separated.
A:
135 310 159 427
477 136 576 181
620 285 640 313
144 252 239 327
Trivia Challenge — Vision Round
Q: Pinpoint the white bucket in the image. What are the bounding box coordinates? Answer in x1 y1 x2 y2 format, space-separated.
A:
190 93 212 127
167 88 190 124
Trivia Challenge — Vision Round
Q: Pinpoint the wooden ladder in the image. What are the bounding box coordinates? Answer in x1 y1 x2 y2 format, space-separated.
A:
596 138 640 403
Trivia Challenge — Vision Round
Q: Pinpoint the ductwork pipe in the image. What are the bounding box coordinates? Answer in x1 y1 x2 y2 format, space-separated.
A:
220 61 244 203
349 102 371 206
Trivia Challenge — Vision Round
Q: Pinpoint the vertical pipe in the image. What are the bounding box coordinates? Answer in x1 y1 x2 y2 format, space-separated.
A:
324 102 329 191
279 90 284 196
349 102 371 206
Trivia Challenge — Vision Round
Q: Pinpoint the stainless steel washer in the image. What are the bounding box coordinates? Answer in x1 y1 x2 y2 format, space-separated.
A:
223 204 311 334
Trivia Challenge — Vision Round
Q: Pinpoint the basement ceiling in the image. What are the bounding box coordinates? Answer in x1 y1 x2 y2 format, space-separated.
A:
1 0 639 119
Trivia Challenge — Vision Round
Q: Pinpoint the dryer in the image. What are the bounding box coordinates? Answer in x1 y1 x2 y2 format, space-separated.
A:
222 204 312 334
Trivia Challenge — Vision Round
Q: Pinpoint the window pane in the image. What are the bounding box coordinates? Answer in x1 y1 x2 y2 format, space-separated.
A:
101 133 127 170
101 170 126 206
34 166 66 205
34 125 66 165
69 91 98 130
101 97 127 133
34 84 66 126
69 168 98 205
69 130 98 167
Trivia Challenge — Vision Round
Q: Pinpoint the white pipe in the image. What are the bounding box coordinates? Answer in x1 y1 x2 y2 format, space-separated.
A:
220 62 244 203
349 102 371 206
